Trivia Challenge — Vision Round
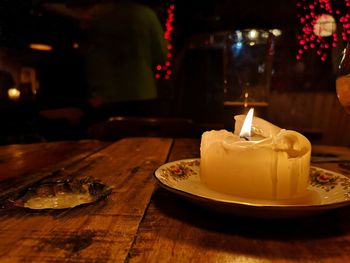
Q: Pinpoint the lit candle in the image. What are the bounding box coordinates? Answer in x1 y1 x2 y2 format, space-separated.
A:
200 109 311 201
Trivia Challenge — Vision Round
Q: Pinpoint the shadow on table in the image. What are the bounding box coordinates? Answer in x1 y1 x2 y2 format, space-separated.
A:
150 188 350 260
152 188 350 239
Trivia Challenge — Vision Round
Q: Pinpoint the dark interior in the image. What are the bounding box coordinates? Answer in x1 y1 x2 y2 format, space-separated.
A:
0 0 349 145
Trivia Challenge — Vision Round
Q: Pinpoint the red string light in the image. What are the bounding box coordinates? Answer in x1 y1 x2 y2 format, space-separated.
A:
155 4 175 80
297 0 350 61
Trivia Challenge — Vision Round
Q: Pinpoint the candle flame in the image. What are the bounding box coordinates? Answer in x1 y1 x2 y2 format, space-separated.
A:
239 108 254 138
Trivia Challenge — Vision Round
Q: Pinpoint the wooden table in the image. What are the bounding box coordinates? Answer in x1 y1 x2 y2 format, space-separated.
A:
1 138 350 262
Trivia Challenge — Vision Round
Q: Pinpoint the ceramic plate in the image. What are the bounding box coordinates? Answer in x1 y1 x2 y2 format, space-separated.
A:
153 159 350 218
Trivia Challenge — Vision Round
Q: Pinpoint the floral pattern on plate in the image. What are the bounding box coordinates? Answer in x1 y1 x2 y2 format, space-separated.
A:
310 167 341 191
159 159 200 183
310 167 350 198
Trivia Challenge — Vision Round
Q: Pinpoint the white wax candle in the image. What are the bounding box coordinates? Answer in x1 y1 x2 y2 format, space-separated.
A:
200 115 311 201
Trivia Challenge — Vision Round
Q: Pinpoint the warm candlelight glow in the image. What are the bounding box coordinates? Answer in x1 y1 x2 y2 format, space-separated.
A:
72 42 79 49
29 43 53 51
200 113 311 201
239 108 254 138
8 88 21 100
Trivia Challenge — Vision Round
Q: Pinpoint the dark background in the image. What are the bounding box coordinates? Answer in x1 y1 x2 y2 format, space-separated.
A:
0 0 340 144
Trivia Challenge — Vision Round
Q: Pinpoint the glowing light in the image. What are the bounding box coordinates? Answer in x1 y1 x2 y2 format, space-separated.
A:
235 30 243 41
261 32 269 38
29 43 53 51
8 88 21 100
248 29 258 40
232 42 243 50
72 42 79 49
155 3 175 81
297 0 350 61
270 29 282 37
313 14 336 36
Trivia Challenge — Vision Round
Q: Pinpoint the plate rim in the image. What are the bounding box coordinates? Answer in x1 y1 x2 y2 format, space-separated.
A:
153 158 350 210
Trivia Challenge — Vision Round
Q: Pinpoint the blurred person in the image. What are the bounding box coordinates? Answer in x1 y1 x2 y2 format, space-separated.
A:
45 0 167 121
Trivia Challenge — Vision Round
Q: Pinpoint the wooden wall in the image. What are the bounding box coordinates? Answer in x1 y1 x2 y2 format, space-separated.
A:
268 91 350 146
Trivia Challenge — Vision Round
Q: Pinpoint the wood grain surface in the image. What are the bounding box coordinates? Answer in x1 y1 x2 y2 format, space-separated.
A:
0 140 110 199
0 137 172 262
1 138 350 262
